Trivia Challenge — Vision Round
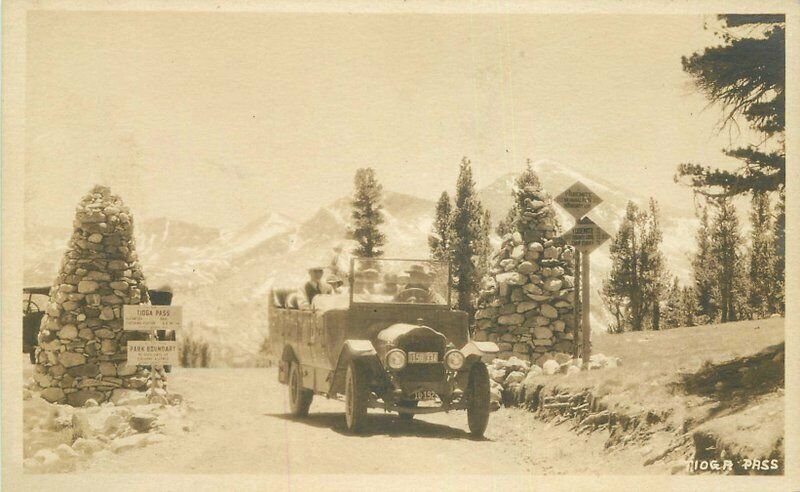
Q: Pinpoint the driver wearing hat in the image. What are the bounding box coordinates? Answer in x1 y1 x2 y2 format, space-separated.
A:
394 264 443 304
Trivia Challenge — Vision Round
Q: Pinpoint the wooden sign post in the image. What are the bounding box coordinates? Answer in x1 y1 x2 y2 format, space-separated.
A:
555 182 610 365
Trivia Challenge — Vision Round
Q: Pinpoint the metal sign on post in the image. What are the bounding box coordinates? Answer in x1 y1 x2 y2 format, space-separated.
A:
561 217 611 254
123 305 182 331
554 181 603 219
555 182 611 366
123 304 181 396
128 340 180 365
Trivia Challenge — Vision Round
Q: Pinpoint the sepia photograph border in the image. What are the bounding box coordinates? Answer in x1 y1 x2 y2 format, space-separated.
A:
3 0 799 490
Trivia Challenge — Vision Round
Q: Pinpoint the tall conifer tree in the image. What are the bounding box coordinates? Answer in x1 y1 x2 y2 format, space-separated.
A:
748 191 776 318
692 206 717 322
602 200 668 331
710 198 745 322
429 191 453 262
347 168 386 258
450 157 490 319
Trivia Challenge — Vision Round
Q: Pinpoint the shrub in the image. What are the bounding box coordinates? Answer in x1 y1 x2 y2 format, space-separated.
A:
179 335 212 368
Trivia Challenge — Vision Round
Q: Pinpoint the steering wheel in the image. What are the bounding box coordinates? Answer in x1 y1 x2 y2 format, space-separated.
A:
394 288 430 304
23 299 40 314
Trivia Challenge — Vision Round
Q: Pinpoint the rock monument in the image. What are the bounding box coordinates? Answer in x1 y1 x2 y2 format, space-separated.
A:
473 170 577 366
32 185 154 406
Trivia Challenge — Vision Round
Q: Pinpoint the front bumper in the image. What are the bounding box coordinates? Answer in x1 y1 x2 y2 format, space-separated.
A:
372 364 471 414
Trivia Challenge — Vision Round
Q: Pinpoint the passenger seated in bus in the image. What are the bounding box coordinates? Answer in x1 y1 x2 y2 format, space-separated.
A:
304 266 327 303
326 274 345 294
311 274 349 311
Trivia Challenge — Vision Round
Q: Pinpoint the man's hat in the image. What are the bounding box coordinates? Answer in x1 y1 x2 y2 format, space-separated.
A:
326 275 343 285
308 266 324 273
405 264 428 275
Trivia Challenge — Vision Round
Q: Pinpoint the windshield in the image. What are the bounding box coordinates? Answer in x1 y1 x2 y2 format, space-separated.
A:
350 258 450 306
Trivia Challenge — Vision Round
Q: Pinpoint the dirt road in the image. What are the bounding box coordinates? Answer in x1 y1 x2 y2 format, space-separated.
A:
77 368 668 475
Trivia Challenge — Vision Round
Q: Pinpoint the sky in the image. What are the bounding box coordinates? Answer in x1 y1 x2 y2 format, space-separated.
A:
25 11 754 230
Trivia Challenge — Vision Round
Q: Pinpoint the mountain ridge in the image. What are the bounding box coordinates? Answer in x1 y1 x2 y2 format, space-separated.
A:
23 163 698 365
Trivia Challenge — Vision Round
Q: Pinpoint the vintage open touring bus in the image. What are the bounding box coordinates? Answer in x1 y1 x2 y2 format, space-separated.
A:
269 258 499 436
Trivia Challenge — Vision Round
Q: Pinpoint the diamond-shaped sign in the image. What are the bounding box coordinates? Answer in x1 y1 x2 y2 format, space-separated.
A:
560 217 611 253
554 181 603 219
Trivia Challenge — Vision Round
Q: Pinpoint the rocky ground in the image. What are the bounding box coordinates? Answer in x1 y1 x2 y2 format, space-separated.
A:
493 317 786 475
33 367 667 475
21 317 784 477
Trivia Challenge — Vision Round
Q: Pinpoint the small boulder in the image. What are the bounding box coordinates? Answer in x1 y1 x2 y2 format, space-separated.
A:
542 359 560 375
67 390 106 407
129 413 157 433
505 371 525 385
110 389 148 406
41 387 66 403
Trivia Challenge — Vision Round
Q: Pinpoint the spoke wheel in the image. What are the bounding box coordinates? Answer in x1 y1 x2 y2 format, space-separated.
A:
288 361 313 417
344 361 368 433
467 362 491 437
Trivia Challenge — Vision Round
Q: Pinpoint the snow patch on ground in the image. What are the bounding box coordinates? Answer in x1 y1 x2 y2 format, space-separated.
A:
22 385 191 473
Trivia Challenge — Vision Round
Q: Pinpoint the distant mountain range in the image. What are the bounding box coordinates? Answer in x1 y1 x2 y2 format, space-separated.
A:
24 160 697 366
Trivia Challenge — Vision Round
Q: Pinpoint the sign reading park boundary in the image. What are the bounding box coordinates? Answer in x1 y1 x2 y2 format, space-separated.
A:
554 181 603 219
127 340 179 365
561 217 611 253
123 305 182 331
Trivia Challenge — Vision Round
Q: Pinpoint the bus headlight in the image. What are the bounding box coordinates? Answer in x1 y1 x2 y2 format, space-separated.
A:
444 350 465 370
386 349 407 370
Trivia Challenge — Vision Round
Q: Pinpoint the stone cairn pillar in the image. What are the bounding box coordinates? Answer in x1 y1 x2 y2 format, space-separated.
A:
473 179 577 366
32 185 153 406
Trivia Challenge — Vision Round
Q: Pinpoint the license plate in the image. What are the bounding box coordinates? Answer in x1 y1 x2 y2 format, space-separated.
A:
412 390 438 401
408 352 438 363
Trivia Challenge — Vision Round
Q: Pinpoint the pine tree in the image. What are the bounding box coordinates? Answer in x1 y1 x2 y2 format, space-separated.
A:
451 157 490 320
642 199 669 330
692 205 717 323
347 168 386 258
474 208 492 285
495 207 517 237
710 197 745 322
509 160 542 233
600 279 626 334
773 190 785 313
747 191 776 318
678 15 785 197
681 286 698 327
429 191 453 262
602 199 669 332
662 277 685 329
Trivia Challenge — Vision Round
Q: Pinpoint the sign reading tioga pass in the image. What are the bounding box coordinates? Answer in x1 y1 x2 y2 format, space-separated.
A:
123 305 182 331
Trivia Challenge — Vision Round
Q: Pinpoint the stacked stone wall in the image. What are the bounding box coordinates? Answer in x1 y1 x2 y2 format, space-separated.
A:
473 181 577 366
33 186 152 406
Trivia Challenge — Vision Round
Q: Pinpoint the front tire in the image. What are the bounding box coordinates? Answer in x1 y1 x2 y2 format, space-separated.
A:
344 361 369 433
467 362 491 437
288 361 313 417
